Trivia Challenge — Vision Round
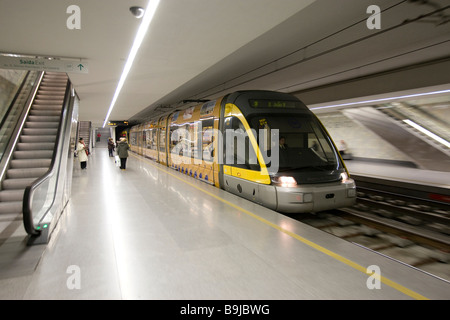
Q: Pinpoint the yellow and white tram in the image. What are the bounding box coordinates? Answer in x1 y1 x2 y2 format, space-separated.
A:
130 90 356 213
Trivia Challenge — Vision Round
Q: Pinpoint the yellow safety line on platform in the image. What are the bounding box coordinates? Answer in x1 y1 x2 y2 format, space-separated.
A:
131 153 429 300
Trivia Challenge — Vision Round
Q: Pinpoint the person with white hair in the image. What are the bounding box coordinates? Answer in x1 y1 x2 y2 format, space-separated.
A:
76 137 89 169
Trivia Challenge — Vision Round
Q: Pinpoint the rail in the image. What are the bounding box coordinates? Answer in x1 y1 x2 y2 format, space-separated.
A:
355 186 450 223
293 205 450 281
23 78 74 239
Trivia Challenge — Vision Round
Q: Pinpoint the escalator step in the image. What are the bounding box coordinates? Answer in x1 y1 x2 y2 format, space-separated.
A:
2 177 37 190
17 142 55 151
10 159 52 168
0 201 22 214
6 168 48 179
0 189 24 202
13 150 53 159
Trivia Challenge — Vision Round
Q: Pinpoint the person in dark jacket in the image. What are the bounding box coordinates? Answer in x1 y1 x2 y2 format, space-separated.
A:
116 137 130 170
107 138 115 157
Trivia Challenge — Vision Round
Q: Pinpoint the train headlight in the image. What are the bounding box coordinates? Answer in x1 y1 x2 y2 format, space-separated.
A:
340 172 349 182
340 172 356 197
274 176 297 188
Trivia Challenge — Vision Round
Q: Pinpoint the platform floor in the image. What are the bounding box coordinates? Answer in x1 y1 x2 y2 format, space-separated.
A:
346 160 450 190
1 149 449 300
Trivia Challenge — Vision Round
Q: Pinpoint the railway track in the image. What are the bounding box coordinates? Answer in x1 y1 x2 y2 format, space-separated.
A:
291 184 450 282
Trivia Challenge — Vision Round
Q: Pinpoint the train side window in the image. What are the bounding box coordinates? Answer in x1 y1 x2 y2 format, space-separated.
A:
145 129 155 150
130 132 137 146
144 130 149 149
309 123 336 162
169 124 179 154
151 130 157 150
224 116 260 171
159 129 166 152
170 123 196 158
152 130 157 150
201 118 214 161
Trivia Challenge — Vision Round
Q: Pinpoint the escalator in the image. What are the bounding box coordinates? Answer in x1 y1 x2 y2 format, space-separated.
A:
0 71 77 245
77 120 91 150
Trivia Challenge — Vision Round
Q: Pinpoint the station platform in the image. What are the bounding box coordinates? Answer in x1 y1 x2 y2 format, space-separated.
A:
1 149 449 300
346 161 450 191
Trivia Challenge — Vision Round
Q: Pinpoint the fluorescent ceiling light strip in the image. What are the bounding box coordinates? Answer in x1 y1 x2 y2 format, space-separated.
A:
403 119 450 148
102 0 160 127
310 89 450 111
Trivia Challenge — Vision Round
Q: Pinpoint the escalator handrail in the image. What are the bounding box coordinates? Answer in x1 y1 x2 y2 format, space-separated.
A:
22 77 72 236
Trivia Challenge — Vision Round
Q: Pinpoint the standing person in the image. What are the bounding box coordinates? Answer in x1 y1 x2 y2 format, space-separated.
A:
338 140 347 156
116 137 130 170
76 138 89 169
107 138 115 157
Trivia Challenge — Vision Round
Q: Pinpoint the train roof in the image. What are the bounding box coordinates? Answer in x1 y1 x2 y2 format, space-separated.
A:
132 90 311 127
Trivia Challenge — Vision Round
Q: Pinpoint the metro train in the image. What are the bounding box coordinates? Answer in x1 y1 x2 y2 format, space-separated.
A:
130 90 356 213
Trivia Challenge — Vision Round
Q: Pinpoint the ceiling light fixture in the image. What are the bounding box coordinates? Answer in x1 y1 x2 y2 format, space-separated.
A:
403 119 450 148
310 89 450 111
102 0 160 128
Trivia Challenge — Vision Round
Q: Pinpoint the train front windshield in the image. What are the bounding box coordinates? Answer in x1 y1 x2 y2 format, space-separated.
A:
249 114 345 182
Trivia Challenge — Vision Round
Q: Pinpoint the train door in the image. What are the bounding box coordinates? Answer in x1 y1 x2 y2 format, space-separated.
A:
143 126 151 159
204 99 222 187
129 126 139 154
157 115 169 165
137 124 144 155
197 116 215 184
144 121 158 160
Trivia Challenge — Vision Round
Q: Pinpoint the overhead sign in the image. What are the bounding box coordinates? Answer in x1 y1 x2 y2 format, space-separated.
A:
0 55 88 74
108 121 129 126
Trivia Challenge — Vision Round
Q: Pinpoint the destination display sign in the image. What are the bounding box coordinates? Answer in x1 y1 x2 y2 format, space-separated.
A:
107 121 129 126
0 55 88 74
249 99 303 109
